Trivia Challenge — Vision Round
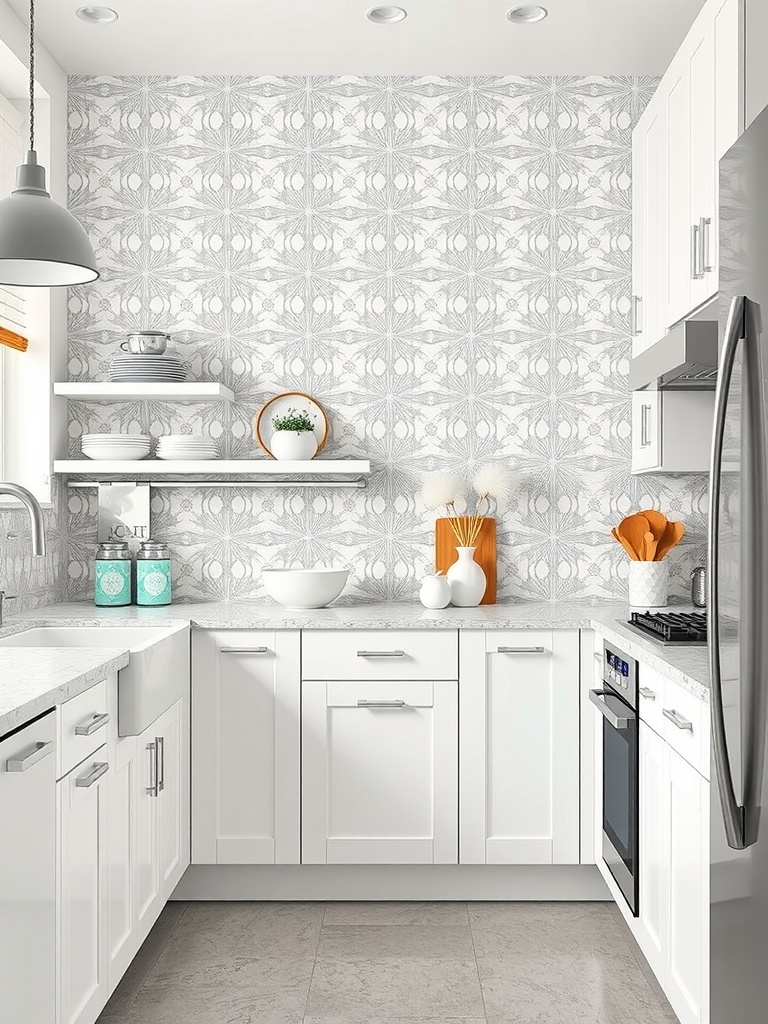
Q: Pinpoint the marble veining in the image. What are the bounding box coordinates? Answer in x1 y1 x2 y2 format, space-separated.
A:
0 647 129 735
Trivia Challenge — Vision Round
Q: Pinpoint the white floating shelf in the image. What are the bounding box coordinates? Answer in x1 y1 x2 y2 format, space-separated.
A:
53 382 235 403
53 459 370 477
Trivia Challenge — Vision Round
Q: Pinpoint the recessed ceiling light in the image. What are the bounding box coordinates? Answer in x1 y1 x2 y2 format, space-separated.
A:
76 7 119 24
506 5 548 23
366 6 407 24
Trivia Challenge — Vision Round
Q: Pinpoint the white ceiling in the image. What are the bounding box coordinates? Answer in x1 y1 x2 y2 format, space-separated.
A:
6 0 706 77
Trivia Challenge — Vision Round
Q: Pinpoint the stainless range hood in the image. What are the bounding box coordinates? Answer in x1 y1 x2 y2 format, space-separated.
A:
629 319 719 391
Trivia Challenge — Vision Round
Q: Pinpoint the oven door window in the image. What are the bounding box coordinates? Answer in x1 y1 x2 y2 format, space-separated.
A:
603 714 637 872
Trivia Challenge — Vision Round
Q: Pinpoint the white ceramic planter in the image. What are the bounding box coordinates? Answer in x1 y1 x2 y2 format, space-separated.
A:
628 561 669 608
447 547 486 607
270 430 318 461
419 574 452 609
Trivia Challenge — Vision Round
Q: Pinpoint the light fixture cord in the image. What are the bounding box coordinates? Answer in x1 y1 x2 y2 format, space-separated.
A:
28 0 35 151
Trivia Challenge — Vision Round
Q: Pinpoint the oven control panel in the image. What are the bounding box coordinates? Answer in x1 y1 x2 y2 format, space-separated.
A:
603 643 638 707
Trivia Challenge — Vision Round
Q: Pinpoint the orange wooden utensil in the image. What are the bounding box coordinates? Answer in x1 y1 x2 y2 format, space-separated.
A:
612 527 639 561
642 531 658 562
617 514 652 561
655 520 685 560
641 509 667 545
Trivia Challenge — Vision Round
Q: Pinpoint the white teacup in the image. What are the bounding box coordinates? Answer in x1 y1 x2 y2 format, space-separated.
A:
120 332 170 355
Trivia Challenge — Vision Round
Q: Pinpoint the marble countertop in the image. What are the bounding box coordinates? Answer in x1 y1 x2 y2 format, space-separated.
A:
0 598 711 732
0 647 129 736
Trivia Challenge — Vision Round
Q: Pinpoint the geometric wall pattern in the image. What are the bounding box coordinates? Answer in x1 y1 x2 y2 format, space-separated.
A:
60 75 707 604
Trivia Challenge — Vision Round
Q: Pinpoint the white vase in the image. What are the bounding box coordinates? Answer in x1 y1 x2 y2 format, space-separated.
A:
270 430 317 461
419 574 452 609
628 561 669 608
447 547 486 607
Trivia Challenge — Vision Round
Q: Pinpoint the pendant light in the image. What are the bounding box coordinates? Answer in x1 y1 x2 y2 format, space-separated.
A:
0 0 98 286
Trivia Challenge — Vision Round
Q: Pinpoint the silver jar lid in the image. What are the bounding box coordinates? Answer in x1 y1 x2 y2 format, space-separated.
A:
96 541 131 560
137 540 170 559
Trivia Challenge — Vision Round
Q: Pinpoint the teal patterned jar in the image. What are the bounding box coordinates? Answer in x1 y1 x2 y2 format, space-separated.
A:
136 541 172 606
94 542 132 607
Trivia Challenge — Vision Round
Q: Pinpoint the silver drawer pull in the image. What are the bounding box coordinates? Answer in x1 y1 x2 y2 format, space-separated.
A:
75 712 110 736
220 646 270 654
639 688 657 701
357 699 406 708
6 740 54 773
75 761 109 788
357 650 405 658
663 708 693 731
497 646 546 654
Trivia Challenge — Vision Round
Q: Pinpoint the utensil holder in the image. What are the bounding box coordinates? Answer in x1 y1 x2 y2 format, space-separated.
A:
628 561 669 608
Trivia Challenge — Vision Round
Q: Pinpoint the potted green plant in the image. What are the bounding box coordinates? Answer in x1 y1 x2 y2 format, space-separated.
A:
270 407 318 461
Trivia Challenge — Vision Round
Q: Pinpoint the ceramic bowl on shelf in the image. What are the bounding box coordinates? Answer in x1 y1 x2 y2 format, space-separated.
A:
81 433 151 461
261 567 349 609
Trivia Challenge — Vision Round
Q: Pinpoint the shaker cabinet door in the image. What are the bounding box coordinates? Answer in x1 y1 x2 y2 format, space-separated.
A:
302 679 458 865
460 631 580 865
637 722 669 981
192 630 301 865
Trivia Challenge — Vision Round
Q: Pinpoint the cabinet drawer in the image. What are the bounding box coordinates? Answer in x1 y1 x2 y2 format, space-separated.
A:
301 631 458 680
638 663 666 735
661 676 709 779
58 679 110 780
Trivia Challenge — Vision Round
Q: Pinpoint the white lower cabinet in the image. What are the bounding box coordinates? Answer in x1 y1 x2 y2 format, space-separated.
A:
302 678 458 864
0 712 57 1024
105 730 137 990
460 630 580 864
637 720 709 1024
58 746 110 1024
192 630 300 864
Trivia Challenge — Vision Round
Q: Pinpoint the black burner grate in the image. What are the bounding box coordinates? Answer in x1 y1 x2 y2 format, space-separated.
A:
628 610 707 644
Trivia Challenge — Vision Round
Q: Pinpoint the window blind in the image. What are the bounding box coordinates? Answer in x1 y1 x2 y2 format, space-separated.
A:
0 95 25 333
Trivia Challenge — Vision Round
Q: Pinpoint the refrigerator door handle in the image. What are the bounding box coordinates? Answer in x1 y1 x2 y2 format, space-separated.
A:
709 294 747 850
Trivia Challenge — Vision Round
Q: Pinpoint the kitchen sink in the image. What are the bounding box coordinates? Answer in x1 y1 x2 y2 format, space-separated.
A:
0 624 189 735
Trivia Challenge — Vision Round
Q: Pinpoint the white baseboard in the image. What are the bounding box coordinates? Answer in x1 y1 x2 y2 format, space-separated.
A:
171 864 611 902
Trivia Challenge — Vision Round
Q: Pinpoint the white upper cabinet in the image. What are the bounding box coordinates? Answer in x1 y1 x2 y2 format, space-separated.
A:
460 631 580 866
192 630 301 865
632 0 744 346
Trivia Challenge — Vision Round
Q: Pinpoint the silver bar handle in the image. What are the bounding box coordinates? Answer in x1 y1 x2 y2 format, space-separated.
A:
75 761 109 788
639 687 657 701
589 689 632 730
6 740 54 772
75 712 110 736
709 294 747 850
357 650 405 658
220 646 269 654
146 740 158 797
497 646 546 654
640 403 652 447
630 295 643 337
357 699 406 708
662 708 693 731
691 222 703 279
157 735 165 793
700 216 713 273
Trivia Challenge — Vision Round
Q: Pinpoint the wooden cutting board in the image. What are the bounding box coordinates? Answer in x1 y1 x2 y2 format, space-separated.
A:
435 517 497 605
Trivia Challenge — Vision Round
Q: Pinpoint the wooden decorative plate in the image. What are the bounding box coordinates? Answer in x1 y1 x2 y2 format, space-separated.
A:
254 392 329 458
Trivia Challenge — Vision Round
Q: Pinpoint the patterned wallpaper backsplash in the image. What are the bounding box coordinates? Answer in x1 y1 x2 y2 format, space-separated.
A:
64 75 708 604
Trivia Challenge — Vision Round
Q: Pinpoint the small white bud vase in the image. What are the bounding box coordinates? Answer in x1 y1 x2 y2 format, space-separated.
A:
270 430 317 461
419 574 451 609
628 561 669 608
447 546 486 607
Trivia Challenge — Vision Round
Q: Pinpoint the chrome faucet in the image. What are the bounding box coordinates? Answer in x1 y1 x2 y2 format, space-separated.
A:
0 481 46 626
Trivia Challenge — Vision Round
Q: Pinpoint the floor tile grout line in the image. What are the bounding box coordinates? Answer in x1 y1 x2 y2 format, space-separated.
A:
301 900 326 1024
119 902 190 1019
466 901 489 1023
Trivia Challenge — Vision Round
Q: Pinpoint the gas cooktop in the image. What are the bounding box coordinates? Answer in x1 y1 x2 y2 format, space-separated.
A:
625 610 707 645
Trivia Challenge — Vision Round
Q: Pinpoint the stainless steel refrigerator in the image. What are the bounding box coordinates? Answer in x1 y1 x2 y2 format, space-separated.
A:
709 101 768 1024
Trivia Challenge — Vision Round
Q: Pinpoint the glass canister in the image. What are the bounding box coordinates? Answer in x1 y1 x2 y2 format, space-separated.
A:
94 541 132 607
136 540 172 606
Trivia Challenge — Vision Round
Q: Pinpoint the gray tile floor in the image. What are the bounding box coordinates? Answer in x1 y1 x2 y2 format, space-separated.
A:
98 900 679 1024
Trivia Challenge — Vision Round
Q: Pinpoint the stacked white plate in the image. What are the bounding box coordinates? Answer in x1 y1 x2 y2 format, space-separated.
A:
156 435 219 461
81 433 152 461
110 354 188 383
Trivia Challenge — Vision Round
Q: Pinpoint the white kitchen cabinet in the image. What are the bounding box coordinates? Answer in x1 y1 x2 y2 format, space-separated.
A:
134 697 189 945
58 746 110 1024
105 727 137 990
303 678 458 864
460 631 580 865
192 630 300 865
632 97 667 356
0 712 56 1024
631 389 715 474
637 722 668 981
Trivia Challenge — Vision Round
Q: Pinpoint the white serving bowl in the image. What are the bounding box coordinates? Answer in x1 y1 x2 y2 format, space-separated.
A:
262 567 349 609
82 444 150 461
